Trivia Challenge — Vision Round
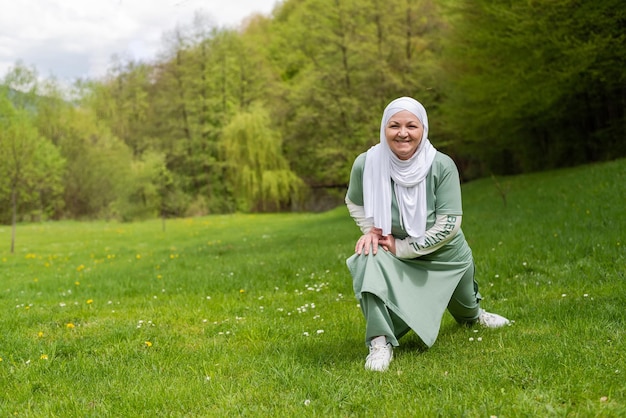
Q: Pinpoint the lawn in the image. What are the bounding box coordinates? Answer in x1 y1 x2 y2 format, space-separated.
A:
1 158 624 417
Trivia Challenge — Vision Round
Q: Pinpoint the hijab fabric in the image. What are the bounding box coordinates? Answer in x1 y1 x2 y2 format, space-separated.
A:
363 97 437 244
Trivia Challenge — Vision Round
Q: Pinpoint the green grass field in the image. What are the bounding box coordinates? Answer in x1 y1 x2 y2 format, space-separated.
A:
1 159 625 417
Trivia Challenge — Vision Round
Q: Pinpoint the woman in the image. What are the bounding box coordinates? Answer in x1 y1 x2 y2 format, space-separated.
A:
346 97 510 372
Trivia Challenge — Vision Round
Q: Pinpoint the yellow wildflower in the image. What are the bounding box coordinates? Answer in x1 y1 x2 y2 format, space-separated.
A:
145 341 152 347
66 323 75 329
40 354 48 360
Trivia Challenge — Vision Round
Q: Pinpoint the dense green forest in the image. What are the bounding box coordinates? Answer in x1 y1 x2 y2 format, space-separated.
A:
1 0 624 224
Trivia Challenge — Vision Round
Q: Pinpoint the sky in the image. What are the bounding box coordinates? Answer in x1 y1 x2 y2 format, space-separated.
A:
0 0 279 83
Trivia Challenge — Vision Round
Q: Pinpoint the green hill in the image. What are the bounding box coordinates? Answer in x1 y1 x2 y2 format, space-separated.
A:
0 158 624 416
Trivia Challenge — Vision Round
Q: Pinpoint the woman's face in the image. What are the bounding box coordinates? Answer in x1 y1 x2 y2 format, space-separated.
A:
384 110 424 160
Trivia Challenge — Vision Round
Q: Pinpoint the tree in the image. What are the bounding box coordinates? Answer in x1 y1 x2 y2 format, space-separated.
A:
268 0 444 190
0 95 65 252
51 106 133 219
220 105 305 211
437 0 626 177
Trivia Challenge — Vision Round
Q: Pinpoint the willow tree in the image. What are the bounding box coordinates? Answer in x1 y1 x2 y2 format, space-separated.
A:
221 105 304 212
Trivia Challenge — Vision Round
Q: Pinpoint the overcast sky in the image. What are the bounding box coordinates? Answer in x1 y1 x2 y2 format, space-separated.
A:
0 0 278 82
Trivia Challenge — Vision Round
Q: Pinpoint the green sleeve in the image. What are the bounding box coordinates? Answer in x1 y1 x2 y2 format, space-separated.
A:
433 153 463 215
346 152 367 206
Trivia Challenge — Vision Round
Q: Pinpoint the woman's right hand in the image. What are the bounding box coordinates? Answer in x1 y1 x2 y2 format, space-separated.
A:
355 228 384 255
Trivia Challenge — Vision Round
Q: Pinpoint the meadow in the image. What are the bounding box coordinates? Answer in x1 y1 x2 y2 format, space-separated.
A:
1 158 624 417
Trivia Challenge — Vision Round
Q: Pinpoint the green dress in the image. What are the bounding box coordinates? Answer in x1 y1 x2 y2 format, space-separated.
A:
346 151 474 347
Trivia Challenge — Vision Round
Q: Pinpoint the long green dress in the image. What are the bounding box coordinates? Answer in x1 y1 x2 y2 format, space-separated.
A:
346 151 477 347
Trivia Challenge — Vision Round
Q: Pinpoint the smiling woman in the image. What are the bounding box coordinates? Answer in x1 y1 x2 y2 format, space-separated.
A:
384 110 425 161
345 97 510 372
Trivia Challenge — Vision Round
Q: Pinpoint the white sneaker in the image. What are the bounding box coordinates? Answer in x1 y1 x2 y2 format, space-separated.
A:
365 338 393 372
478 308 510 328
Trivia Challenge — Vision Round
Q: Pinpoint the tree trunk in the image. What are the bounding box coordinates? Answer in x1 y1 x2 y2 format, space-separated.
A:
11 186 16 254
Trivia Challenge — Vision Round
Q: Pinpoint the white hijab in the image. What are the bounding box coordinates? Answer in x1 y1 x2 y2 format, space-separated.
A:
363 97 437 244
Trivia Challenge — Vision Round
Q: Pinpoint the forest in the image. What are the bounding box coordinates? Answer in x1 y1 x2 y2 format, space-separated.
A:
1 0 624 223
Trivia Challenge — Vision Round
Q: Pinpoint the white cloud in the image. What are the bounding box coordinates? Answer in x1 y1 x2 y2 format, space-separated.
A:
0 0 278 82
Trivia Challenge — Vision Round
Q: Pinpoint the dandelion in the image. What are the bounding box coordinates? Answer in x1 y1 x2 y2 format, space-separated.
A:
239 289 245 294
145 341 152 347
304 400 311 406
40 354 48 360
66 323 75 329
86 299 93 304
136 254 141 260
76 265 85 272
38 331 44 338
75 281 80 286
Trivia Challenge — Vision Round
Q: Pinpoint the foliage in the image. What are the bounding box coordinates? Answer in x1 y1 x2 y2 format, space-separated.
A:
52 106 133 219
1 0 625 220
0 90 65 226
0 159 624 415
437 0 626 177
221 105 305 211
269 0 444 186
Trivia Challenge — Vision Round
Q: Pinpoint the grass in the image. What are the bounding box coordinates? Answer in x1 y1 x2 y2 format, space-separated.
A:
1 158 625 417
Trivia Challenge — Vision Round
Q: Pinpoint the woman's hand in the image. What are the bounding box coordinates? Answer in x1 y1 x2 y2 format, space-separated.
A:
355 228 396 255
379 234 396 255
355 228 382 255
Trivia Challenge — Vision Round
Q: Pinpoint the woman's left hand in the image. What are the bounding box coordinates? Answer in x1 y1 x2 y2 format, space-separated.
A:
379 234 396 255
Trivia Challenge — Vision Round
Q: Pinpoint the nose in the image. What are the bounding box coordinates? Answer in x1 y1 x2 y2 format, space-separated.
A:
398 126 409 137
